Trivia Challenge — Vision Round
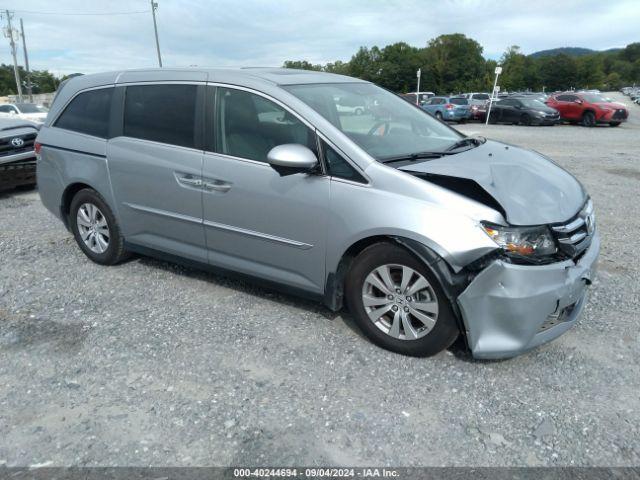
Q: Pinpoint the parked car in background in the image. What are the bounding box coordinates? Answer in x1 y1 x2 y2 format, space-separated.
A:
461 92 491 106
0 118 39 191
422 96 472 122
488 98 560 125
334 95 367 115
546 92 628 127
0 103 49 125
35 68 599 359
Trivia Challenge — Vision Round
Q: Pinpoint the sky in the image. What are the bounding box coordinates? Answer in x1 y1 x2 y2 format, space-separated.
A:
2 0 639 76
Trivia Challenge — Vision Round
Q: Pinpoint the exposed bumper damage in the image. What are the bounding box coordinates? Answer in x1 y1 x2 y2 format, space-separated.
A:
458 232 600 359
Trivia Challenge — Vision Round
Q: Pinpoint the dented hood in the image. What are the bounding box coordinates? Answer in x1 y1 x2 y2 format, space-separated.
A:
400 140 586 225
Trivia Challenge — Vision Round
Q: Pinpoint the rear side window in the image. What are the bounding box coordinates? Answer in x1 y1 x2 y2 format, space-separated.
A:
124 84 197 148
55 87 113 138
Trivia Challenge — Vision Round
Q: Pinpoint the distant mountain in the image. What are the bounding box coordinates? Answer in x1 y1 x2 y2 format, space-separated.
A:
529 47 622 58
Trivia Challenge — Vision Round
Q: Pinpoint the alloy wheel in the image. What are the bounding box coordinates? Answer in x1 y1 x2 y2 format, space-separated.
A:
361 264 439 341
76 203 110 254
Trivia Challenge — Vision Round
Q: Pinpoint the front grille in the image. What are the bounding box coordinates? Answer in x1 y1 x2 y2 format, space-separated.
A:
0 132 37 157
550 201 594 259
612 109 628 120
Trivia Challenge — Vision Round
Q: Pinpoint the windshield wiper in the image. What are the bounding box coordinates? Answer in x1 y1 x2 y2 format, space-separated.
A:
445 136 486 152
380 151 455 164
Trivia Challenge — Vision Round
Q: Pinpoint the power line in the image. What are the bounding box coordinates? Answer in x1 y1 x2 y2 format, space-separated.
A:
0 9 148 16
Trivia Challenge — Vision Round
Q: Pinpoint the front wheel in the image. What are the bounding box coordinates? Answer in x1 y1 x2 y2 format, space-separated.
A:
582 111 596 127
69 188 130 265
345 243 459 357
520 113 532 126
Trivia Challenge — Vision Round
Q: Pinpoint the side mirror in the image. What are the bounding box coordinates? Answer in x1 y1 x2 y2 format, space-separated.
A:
9 110 16 116
574 99 583 104
267 144 318 177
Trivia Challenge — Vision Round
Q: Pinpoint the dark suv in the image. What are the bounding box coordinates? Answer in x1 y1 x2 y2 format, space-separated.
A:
0 118 39 191
488 97 560 125
546 92 628 127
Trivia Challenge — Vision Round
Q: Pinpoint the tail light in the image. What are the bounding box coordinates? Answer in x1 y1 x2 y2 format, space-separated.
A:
445 104 455 110
34 142 42 155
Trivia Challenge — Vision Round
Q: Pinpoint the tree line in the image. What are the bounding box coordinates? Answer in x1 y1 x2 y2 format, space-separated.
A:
284 34 640 94
0 64 63 97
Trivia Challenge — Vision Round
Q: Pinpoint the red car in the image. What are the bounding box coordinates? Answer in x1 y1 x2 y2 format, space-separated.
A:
545 92 628 127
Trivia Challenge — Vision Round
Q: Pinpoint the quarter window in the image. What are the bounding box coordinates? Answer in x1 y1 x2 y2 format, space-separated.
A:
124 84 197 148
55 87 113 138
323 141 366 183
215 87 317 162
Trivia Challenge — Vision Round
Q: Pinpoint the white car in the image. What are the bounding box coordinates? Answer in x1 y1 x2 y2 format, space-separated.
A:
0 103 49 124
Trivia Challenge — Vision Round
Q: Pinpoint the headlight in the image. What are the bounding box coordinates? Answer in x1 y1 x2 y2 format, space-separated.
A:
481 222 557 258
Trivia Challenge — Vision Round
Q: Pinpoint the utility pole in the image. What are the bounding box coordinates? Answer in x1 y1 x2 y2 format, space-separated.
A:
415 68 421 105
150 1 162 67
20 18 33 102
2 10 23 102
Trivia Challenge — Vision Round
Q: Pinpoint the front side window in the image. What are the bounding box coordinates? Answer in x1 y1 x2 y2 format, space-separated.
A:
124 84 197 148
215 87 316 162
54 87 113 138
283 83 461 161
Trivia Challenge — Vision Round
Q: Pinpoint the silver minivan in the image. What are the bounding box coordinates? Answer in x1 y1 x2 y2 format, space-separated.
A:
36 68 599 359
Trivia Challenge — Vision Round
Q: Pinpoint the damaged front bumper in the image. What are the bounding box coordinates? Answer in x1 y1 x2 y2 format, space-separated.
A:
457 232 600 359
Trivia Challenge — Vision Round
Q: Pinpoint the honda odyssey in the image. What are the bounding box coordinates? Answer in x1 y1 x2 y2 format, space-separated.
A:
36 68 599 359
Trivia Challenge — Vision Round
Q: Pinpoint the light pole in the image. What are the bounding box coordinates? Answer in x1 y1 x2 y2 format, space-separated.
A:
20 18 33 102
485 66 502 125
415 68 421 105
150 0 162 67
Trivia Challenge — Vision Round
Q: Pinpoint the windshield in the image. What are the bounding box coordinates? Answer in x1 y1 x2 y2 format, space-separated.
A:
16 103 48 113
473 93 490 100
581 94 612 103
450 98 468 105
283 83 462 160
519 99 548 109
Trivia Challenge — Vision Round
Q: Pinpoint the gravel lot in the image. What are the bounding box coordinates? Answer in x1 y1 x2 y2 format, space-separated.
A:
1 93 639 467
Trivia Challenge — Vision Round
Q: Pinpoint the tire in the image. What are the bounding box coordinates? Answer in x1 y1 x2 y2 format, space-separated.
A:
609 122 621 127
520 113 532 126
345 242 460 357
435 111 443 121
69 188 129 265
581 111 596 127
355 107 364 116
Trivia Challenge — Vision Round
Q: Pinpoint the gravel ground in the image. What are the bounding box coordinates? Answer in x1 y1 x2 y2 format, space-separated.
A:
0 93 639 467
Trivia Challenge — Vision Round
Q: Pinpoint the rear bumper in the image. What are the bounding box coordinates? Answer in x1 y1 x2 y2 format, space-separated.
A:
457 232 600 359
444 110 472 120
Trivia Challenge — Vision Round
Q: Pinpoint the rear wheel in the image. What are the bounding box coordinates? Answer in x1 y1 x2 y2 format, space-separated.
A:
354 107 364 116
345 243 459 357
582 111 596 127
609 122 621 127
69 188 129 265
435 111 443 121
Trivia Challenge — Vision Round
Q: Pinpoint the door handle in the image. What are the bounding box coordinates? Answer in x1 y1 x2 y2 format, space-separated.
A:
177 174 202 188
203 180 231 193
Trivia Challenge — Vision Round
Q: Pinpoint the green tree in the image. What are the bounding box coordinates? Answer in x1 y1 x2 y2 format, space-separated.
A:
282 60 322 71
420 33 486 94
